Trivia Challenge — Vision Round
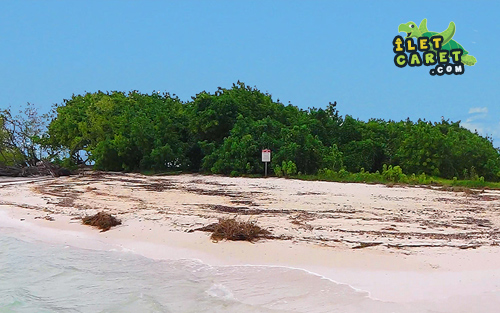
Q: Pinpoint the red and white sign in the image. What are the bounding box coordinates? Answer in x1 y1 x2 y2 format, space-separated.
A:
262 149 271 162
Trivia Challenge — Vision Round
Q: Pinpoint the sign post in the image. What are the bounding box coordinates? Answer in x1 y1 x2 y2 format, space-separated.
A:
262 149 271 177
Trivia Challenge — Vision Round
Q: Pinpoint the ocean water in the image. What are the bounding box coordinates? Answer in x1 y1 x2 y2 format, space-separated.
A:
0 226 434 313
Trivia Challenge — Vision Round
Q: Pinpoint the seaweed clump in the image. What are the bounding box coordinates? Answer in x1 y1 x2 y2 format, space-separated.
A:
82 211 122 232
197 218 271 242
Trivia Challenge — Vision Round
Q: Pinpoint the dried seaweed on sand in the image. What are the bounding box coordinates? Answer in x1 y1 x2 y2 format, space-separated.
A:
196 218 271 242
82 212 122 232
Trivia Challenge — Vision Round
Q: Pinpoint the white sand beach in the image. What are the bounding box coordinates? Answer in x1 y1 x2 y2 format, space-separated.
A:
1 173 500 312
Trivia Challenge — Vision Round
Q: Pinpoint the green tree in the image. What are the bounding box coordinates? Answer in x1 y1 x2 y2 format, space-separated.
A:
43 83 500 181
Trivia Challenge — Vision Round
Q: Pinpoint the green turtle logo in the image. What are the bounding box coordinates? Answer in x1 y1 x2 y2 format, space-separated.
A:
398 19 476 66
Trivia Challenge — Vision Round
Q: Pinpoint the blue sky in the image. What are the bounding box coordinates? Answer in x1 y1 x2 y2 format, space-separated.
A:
1 1 499 144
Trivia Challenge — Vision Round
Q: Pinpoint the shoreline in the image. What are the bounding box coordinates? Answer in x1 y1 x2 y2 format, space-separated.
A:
1 174 500 309
2 202 500 306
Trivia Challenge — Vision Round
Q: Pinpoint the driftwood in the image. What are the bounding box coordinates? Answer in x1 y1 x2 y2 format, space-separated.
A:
0 166 22 177
0 162 71 177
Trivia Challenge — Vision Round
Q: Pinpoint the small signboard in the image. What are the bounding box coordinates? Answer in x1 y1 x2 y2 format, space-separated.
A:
262 149 271 162
262 149 271 176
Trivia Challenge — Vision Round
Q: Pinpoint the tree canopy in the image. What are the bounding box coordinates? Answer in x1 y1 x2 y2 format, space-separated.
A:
40 82 500 181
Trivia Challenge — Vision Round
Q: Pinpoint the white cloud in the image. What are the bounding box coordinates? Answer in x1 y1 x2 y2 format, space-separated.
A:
461 121 484 134
466 114 487 123
461 107 489 138
460 109 500 146
468 107 488 114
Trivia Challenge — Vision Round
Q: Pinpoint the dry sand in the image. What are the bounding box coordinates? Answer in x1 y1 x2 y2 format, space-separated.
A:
1 172 500 309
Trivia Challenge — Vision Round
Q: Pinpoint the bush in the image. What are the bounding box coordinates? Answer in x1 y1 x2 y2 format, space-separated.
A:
337 168 349 179
285 161 297 176
274 160 297 177
381 164 406 182
418 173 428 184
274 165 283 177
230 170 240 177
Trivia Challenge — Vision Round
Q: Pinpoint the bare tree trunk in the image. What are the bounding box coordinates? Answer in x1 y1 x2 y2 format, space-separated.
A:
41 160 58 177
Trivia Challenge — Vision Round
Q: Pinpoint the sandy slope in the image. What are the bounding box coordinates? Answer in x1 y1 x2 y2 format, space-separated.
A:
1 173 500 308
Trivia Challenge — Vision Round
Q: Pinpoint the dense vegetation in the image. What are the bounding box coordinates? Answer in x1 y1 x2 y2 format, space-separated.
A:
3 82 500 182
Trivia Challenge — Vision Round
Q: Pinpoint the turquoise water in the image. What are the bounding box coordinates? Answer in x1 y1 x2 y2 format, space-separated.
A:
0 227 429 313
